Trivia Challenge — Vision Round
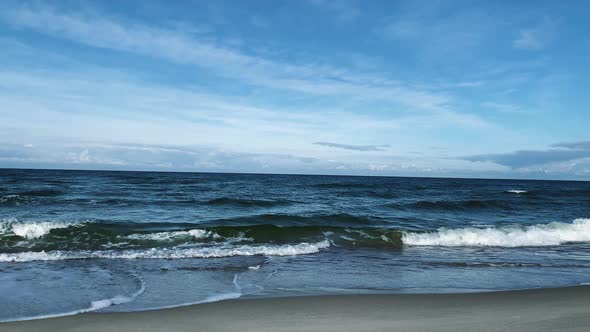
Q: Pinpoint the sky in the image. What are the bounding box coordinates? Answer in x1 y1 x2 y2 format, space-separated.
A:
0 0 589 180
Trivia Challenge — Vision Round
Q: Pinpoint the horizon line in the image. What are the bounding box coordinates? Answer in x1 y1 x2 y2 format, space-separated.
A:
1 166 587 183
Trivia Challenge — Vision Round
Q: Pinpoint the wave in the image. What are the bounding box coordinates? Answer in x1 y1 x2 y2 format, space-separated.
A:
505 190 528 194
0 218 402 251
206 197 292 207
312 183 374 189
0 189 64 206
0 218 74 239
127 229 222 241
3 218 589 254
402 218 590 247
207 224 402 248
387 199 511 211
336 190 398 199
73 197 203 206
18 189 64 197
0 240 331 262
0 194 32 206
216 213 373 226
60 197 290 208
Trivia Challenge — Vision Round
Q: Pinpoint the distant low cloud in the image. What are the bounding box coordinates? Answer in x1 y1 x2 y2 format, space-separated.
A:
552 141 590 150
0 142 321 173
314 142 389 152
464 140 590 168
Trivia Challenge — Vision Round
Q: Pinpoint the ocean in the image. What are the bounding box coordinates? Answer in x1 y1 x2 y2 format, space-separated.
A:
1 168 590 321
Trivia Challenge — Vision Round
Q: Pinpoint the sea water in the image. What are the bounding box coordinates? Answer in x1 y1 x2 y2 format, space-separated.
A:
1 169 589 321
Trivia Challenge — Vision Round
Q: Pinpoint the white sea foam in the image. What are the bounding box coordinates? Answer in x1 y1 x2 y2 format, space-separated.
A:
127 229 221 241
0 195 22 202
506 190 527 194
0 274 145 322
0 240 331 262
136 292 243 311
0 219 72 239
402 218 590 247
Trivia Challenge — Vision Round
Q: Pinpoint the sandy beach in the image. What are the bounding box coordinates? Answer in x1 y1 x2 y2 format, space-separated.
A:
3 285 589 332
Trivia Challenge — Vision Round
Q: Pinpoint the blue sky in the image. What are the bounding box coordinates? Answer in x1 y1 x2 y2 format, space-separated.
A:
0 0 589 179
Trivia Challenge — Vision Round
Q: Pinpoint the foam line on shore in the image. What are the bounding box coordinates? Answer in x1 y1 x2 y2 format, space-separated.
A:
0 274 146 323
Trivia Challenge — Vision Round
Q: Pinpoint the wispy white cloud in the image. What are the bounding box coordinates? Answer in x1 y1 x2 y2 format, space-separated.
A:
313 142 390 152
513 18 557 50
481 102 527 114
0 61 515 176
1 63 492 166
0 65 409 164
0 140 513 177
0 2 583 179
0 3 456 114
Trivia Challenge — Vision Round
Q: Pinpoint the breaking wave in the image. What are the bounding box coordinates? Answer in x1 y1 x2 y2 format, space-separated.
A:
403 218 590 247
3 217 590 261
0 240 331 262
505 190 528 194
127 229 222 241
0 218 74 239
3 218 590 253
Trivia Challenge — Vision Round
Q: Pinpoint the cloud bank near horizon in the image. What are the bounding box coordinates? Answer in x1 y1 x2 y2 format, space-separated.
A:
313 142 390 152
464 141 590 171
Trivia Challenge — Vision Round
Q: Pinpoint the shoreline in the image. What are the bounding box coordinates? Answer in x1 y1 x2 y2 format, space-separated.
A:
3 285 590 331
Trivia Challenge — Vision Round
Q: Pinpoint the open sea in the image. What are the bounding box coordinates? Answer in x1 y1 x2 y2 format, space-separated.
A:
1 168 590 321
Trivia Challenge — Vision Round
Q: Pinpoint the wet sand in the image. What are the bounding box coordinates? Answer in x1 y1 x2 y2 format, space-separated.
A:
3 286 590 332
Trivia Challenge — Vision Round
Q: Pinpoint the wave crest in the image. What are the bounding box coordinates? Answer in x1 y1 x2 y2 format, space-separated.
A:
127 229 222 241
206 197 291 207
0 240 331 262
0 219 73 239
505 189 528 194
402 218 590 247
385 199 513 212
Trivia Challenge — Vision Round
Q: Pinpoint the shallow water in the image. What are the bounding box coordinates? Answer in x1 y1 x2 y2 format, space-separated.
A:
1 169 590 320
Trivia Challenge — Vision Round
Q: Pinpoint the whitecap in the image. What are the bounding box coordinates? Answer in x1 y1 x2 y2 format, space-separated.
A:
402 218 590 247
0 240 331 262
127 229 221 241
0 218 72 239
506 190 527 194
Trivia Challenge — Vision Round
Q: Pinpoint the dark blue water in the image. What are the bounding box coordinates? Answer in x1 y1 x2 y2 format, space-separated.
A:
1 169 590 321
